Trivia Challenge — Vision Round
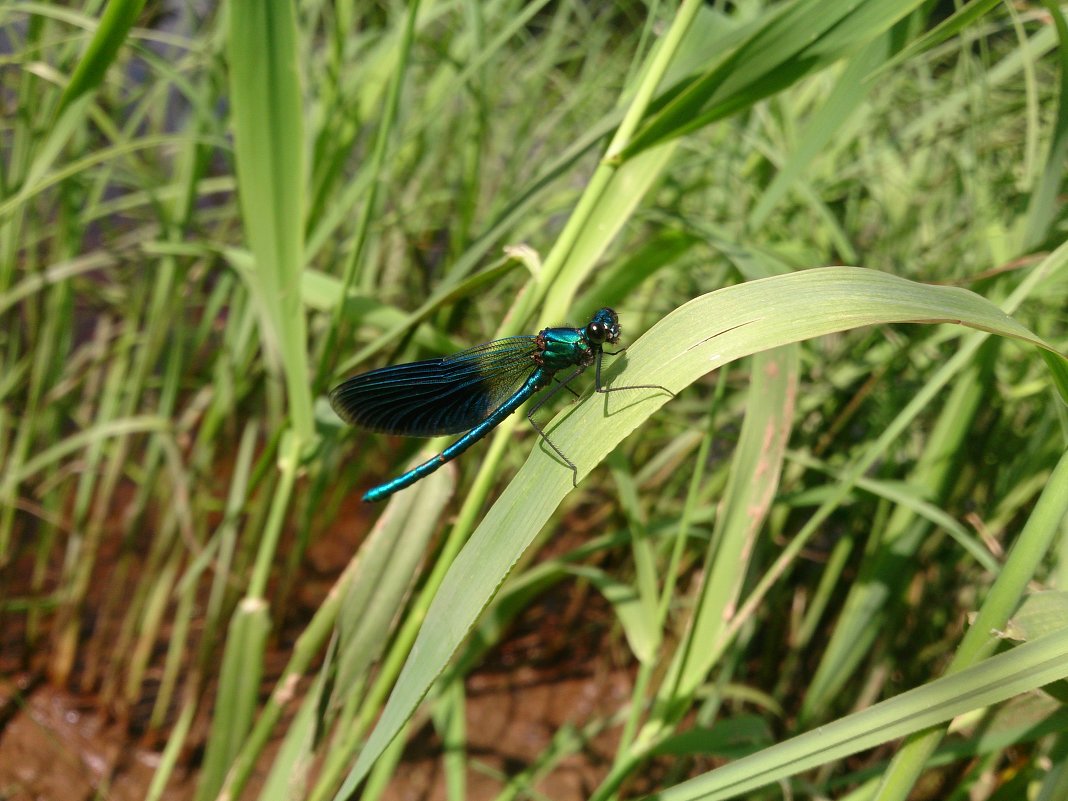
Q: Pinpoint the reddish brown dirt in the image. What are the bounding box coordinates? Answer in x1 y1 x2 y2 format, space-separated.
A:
0 659 631 801
0 679 194 801
0 504 633 801
382 663 632 801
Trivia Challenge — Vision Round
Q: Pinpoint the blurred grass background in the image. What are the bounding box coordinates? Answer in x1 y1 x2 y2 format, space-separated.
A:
1 1 1067 800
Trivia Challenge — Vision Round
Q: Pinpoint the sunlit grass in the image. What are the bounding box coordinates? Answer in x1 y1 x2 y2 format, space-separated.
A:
0 2 1066 801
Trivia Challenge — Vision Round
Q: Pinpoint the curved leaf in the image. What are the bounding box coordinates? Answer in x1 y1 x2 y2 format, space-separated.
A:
334 266 1064 798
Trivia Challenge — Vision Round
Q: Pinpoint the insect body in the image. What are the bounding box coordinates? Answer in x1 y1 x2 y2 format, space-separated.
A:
330 308 671 502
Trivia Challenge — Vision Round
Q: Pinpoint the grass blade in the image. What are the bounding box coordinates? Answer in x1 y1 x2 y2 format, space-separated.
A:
227 0 313 440
334 266 1064 797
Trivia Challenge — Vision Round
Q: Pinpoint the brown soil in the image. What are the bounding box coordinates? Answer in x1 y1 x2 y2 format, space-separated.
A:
0 510 633 801
0 660 631 801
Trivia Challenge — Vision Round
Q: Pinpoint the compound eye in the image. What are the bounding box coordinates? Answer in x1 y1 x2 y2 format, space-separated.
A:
586 321 606 344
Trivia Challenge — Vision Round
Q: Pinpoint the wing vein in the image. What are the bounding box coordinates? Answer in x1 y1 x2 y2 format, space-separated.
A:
330 336 540 436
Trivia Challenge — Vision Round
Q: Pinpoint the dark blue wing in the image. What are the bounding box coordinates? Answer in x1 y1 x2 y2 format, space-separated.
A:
330 336 540 436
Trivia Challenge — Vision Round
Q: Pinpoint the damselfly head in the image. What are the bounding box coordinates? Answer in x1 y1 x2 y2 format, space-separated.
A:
586 307 620 346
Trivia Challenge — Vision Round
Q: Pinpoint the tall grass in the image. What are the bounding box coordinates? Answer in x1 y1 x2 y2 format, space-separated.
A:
1 2 1066 801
